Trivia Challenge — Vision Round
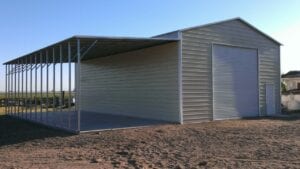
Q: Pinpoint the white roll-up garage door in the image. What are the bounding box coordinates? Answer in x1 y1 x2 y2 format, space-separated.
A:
213 44 259 120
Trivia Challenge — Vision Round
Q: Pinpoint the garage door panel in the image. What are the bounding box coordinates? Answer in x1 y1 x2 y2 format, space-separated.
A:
213 45 259 119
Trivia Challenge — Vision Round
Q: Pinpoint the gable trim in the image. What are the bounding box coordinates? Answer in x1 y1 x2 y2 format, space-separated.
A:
156 17 282 46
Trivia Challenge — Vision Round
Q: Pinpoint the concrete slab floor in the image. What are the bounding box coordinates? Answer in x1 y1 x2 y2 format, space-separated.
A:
80 111 168 132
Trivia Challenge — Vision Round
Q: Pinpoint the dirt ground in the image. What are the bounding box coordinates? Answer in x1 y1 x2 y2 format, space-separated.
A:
0 115 299 169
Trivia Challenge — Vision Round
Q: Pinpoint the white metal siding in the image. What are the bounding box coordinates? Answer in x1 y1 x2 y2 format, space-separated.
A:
80 42 180 122
181 20 280 123
266 84 276 115
213 45 259 119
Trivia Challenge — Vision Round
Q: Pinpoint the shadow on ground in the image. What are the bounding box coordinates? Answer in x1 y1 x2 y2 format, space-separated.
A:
0 115 72 147
242 113 300 121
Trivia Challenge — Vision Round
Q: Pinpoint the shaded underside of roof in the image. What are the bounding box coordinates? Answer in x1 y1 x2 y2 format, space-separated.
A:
4 36 178 65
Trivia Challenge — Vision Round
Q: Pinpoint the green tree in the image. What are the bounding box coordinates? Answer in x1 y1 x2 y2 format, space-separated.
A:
281 82 287 93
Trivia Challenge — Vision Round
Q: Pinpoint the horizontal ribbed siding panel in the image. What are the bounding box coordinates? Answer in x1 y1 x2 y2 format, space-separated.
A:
181 19 280 123
80 42 180 122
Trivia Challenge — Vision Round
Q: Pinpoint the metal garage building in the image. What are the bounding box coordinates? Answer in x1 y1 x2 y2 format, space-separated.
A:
4 18 281 133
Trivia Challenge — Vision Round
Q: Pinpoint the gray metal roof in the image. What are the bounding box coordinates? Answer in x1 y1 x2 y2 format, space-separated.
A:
4 17 281 65
154 17 282 45
282 71 300 78
4 36 178 65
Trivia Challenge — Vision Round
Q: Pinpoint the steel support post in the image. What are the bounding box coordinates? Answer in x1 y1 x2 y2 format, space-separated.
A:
53 48 56 114
25 57 28 119
7 65 10 115
12 64 14 115
20 59 24 118
17 61 20 116
11 64 13 115
77 39 81 132
46 50 49 123
22 59 24 117
5 65 7 115
68 42 72 128
40 52 43 121
7 66 9 115
35 54 38 120
14 64 17 116
12 65 14 115
9 65 11 115
30 56 33 118
74 63 77 112
60 45 63 118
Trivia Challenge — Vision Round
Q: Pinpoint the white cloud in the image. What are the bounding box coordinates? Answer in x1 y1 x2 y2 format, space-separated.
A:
271 22 300 74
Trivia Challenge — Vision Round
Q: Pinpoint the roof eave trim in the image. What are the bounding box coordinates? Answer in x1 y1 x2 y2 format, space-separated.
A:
3 36 179 65
3 36 76 65
153 17 282 46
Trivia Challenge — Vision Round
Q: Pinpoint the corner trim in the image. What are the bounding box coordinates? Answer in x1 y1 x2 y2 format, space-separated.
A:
178 32 183 124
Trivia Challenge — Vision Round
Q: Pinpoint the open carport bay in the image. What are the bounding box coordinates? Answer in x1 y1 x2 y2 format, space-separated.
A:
79 111 168 132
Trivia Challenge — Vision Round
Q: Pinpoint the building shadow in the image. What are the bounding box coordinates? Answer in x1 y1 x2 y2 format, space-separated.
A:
0 115 73 147
241 113 300 121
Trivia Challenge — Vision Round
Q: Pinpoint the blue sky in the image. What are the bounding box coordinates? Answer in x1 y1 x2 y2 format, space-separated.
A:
0 0 300 91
